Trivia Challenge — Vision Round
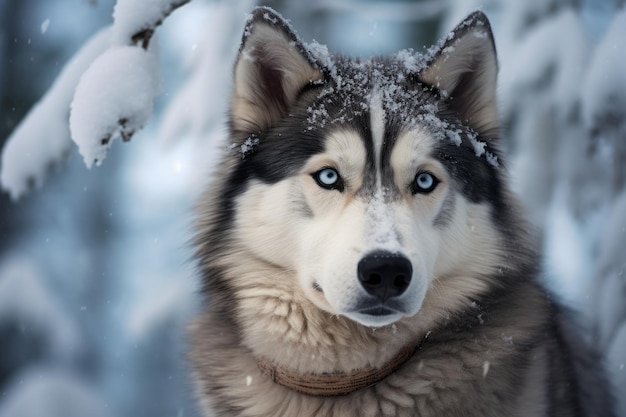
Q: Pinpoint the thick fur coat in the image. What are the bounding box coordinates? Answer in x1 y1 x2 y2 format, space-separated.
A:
190 7 615 417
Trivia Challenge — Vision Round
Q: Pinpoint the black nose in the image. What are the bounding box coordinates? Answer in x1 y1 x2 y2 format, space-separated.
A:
357 251 412 300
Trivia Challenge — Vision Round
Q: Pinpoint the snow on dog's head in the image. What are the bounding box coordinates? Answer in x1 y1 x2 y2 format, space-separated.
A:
205 7 509 329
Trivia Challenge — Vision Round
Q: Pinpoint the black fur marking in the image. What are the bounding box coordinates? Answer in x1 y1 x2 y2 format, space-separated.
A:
353 112 379 200
379 118 402 200
312 282 323 293
236 113 326 185
431 130 507 225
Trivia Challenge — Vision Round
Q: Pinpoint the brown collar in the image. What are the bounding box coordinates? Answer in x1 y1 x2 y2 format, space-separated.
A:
257 343 419 397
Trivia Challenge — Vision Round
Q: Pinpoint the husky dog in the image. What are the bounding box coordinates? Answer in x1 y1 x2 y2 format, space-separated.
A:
190 7 614 417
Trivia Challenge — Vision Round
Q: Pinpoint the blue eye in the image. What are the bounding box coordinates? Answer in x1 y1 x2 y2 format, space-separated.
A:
413 171 438 194
313 167 343 191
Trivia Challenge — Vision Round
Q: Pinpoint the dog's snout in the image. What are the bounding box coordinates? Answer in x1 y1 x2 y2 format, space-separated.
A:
357 251 412 300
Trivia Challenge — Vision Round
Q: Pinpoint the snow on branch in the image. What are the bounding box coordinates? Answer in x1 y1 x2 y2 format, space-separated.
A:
157 1 249 145
308 0 447 22
0 29 111 200
71 0 190 169
581 9 626 138
113 0 190 48
498 10 589 122
0 0 190 199
69 45 159 167
581 9 626 193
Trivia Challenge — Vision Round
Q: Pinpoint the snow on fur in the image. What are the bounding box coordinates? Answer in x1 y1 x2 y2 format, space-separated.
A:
297 12 498 167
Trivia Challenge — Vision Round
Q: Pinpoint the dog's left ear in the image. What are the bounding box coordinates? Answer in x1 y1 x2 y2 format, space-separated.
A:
420 12 498 137
230 7 324 133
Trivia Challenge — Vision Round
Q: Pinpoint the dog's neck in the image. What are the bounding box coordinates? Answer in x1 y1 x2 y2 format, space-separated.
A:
226 256 487 381
255 341 421 396
229 262 426 375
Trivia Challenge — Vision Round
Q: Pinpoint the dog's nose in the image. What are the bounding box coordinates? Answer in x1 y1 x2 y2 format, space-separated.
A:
357 251 412 300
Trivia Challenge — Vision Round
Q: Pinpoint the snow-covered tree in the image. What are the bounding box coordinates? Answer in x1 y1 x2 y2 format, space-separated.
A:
0 0 624 415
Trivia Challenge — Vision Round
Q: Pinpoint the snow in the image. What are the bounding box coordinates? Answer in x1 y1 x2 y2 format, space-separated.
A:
41 19 50 34
395 48 424 73
0 28 110 200
301 41 497 165
581 8 626 135
499 9 589 121
157 0 254 144
0 0 192 195
70 45 160 167
492 2 626 410
238 135 260 159
306 40 335 74
112 0 188 46
543 189 593 305
128 277 195 339
366 188 402 253
1 1 626 416
0 255 82 360
585 190 626 360
0 368 112 417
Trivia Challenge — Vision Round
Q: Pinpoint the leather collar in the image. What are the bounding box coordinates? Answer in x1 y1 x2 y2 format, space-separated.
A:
257 342 419 397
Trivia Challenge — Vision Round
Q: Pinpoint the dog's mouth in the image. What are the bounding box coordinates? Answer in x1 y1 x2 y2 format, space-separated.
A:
344 306 406 327
310 280 417 327
312 283 404 316
352 297 410 317
356 305 398 317
342 299 411 326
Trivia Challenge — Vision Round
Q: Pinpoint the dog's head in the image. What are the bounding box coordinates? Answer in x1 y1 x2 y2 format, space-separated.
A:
211 7 513 328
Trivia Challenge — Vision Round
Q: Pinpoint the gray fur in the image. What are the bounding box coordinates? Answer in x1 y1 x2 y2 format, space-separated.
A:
433 190 456 228
190 7 615 417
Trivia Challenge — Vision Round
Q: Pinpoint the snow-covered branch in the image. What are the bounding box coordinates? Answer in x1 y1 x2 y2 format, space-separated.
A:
71 0 190 169
307 0 448 22
581 9 626 193
0 0 190 199
113 0 191 50
0 29 111 200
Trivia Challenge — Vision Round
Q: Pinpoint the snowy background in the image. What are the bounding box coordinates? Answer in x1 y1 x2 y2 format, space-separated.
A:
0 0 624 416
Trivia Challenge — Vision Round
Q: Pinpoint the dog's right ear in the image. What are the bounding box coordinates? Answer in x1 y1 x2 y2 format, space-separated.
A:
419 12 499 138
230 7 323 133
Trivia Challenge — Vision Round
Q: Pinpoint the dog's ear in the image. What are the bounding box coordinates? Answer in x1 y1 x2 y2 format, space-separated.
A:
231 7 323 133
420 12 498 138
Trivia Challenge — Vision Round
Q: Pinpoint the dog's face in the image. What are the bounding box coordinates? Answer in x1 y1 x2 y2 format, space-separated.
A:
222 8 505 327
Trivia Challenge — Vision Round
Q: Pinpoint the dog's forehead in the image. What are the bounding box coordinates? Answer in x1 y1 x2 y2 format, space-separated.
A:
316 61 436 169
307 57 431 126
307 57 499 201
238 56 498 206
311 58 442 145
316 97 437 201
